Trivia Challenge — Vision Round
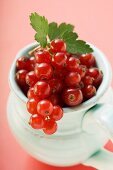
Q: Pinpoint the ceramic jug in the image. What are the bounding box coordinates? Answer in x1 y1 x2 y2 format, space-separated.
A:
7 42 113 170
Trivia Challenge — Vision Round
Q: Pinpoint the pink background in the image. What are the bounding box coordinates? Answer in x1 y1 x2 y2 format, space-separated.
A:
1 0 113 169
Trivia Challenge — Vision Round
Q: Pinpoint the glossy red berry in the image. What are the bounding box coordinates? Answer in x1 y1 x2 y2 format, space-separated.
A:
49 78 63 94
82 85 96 99
16 56 28 70
27 87 39 100
35 63 53 80
65 72 81 87
80 54 95 68
62 88 83 106
48 94 59 105
16 56 35 71
37 100 53 117
82 76 94 86
86 68 103 87
26 71 38 87
27 87 35 99
16 70 28 86
29 114 44 129
66 57 80 71
50 39 66 53
29 56 36 65
75 65 87 78
53 52 67 68
51 106 63 121
35 50 51 63
34 81 51 99
43 118 57 135
27 98 40 114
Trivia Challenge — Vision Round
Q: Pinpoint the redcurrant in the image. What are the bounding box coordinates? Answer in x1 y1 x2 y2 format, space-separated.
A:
43 118 57 135
62 88 83 106
29 114 44 129
27 87 40 100
65 72 81 87
82 76 94 86
16 70 28 86
51 106 63 121
82 85 96 99
48 94 59 105
35 49 51 63
50 39 66 53
49 78 63 94
37 100 53 117
35 63 53 80
26 71 38 87
16 56 28 70
86 68 103 87
80 54 95 68
27 98 40 114
34 81 51 99
75 65 87 78
66 57 80 71
53 52 67 68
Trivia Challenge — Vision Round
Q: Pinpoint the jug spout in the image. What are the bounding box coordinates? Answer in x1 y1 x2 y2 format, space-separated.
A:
82 103 113 140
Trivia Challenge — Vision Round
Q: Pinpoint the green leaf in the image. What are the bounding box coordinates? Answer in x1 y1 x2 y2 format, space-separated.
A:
35 33 47 47
62 31 78 43
48 22 58 41
57 23 74 38
30 12 48 35
48 22 74 40
29 12 93 54
30 12 49 47
66 40 93 54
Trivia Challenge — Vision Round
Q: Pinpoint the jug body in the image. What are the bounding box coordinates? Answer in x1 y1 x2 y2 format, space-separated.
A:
7 91 109 166
8 42 112 167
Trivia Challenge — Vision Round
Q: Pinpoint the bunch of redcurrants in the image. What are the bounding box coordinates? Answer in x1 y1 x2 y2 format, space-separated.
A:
15 39 103 135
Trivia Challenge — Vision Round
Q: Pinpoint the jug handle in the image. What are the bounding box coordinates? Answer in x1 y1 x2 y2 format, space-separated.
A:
83 148 113 170
82 103 113 169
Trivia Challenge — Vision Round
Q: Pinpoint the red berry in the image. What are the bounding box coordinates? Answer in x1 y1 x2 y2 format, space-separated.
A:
35 49 51 63
27 98 40 114
16 70 28 86
34 81 51 99
29 56 36 65
43 118 57 135
82 76 94 86
29 114 44 129
62 88 83 106
49 78 63 94
75 65 87 78
65 72 81 87
66 57 80 71
50 39 66 53
37 100 53 117
27 87 35 99
35 63 53 80
80 54 95 68
27 87 39 100
53 52 67 68
86 68 103 87
16 56 35 71
82 85 96 99
51 106 63 121
48 94 59 105
16 56 28 70
26 71 38 87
